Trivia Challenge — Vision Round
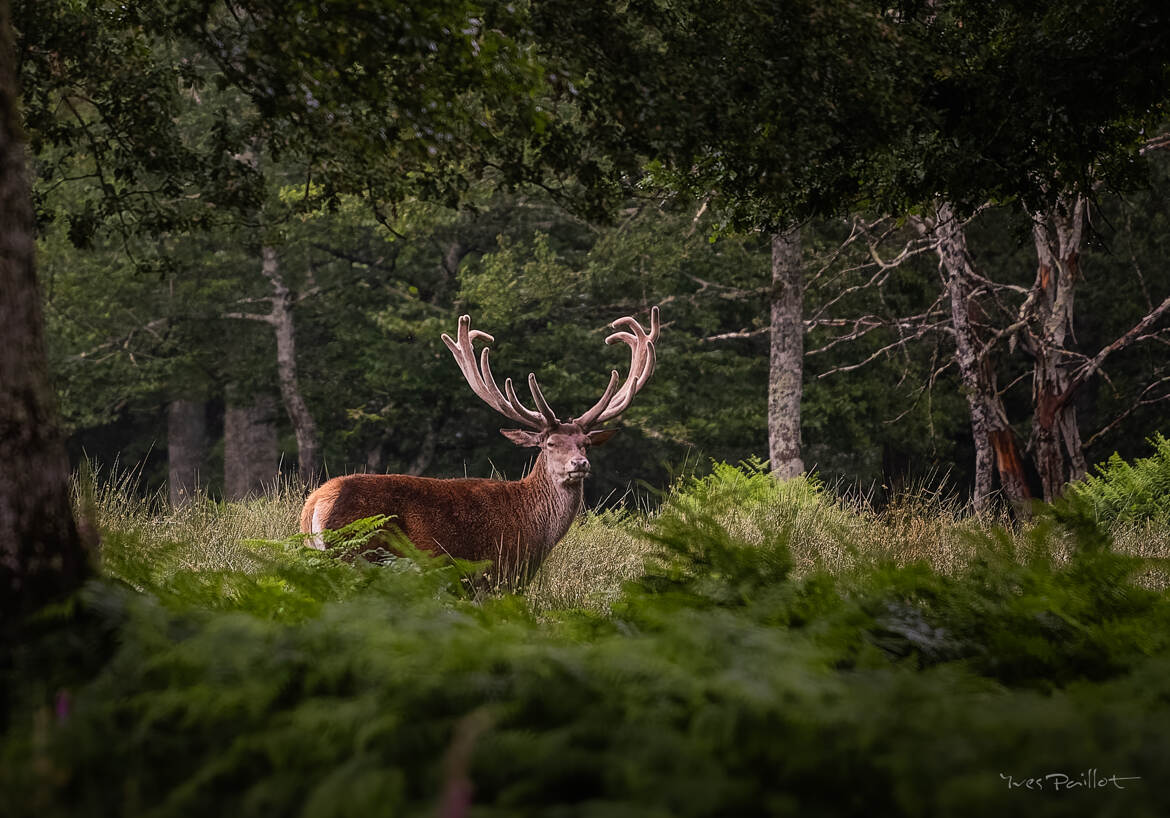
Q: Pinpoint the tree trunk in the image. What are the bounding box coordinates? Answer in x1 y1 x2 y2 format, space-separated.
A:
0 0 88 627
919 203 1032 514
262 246 321 485
767 228 805 479
167 399 206 506
407 422 439 476
1023 193 1088 500
224 390 278 500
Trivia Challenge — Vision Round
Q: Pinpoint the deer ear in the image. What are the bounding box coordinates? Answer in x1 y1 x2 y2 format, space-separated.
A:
587 429 617 447
501 428 543 447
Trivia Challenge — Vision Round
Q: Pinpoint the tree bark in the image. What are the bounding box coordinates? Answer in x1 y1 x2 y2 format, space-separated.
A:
224 390 278 500
767 228 805 479
1023 193 1088 500
407 422 439 476
917 203 1032 514
0 0 88 627
223 246 321 485
262 246 321 485
167 399 206 506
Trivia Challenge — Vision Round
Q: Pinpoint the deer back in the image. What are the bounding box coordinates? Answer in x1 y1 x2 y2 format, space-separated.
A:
302 458 581 568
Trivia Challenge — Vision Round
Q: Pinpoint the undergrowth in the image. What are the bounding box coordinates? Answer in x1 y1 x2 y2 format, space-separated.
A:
1070 432 1170 525
4 457 1170 816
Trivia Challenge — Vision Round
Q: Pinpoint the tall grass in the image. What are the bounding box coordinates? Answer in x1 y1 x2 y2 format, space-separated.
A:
79 462 303 577
77 456 1170 610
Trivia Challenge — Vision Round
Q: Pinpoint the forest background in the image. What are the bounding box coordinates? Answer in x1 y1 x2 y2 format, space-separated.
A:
21 0 1170 516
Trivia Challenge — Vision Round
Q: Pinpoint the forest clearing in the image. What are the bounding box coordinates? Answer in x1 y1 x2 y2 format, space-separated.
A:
5 1 1170 815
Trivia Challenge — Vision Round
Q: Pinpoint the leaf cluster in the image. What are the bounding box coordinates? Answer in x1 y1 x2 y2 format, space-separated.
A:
531 0 1170 226
1070 433 1170 525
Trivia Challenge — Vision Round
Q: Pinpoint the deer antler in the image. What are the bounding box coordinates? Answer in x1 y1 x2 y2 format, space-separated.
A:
442 315 559 429
574 305 660 428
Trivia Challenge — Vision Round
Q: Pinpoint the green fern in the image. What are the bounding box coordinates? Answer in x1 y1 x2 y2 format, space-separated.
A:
1070 433 1170 524
6 463 1170 817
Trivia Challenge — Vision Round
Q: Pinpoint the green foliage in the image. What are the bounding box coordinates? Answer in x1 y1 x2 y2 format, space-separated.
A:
1070 433 1170 525
533 0 1170 224
24 0 1170 504
6 464 1170 816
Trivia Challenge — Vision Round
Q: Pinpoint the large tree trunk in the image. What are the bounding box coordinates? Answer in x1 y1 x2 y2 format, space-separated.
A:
167 399 206 506
224 390 278 500
918 203 1032 514
262 246 321 485
1023 193 1088 500
767 228 805 479
0 1 87 627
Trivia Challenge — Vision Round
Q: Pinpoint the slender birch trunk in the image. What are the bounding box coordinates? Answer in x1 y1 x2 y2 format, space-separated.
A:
262 246 321 485
767 228 805 479
916 203 1032 513
1023 194 1088 500
224 246 321 486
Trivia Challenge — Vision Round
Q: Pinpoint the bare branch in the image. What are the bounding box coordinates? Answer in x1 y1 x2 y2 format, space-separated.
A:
1140 132 1170 155
1084 373 1170 447
72 317 171 361
222 311 276 325
814 319 952 377
700 327 768 343
1069 292 1170 393
805 221 940 325
806 292 950 358
686 196 710 236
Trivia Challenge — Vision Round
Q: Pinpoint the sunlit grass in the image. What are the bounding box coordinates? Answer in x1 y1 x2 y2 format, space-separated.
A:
527 509 652 612
76 459 1170 610
78 462 304 579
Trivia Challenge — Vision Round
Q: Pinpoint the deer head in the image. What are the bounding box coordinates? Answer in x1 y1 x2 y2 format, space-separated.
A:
442 307 660 486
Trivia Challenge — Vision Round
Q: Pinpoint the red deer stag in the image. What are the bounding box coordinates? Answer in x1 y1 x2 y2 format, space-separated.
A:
300 307 660 575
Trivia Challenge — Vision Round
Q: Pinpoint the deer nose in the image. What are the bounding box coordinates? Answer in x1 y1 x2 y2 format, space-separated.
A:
569 456 590 472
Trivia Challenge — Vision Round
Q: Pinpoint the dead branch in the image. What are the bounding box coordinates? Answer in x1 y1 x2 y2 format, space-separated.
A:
221 310 276 325
700 327 768 342
1085 372 1170 448
814 319 953 377
72 317 170 361
1139 132 1170 155
1068 292 1170 394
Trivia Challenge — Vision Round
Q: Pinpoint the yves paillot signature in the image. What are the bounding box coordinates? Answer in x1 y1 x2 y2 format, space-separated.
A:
1001 769 1140 792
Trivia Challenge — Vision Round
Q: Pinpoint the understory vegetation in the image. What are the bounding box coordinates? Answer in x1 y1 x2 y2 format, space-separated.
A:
5 445 1170 817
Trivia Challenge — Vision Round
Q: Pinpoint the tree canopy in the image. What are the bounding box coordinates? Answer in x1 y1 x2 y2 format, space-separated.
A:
530 0 1170 224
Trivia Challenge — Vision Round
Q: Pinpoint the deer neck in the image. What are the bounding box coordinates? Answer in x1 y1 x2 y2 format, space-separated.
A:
520 451 585 548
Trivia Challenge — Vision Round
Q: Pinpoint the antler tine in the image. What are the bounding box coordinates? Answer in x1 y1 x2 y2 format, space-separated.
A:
480 347 542 427
572 306 660 428
443 315 548 430
573 369 620 428
611 305 660 342
596 339 655 423
441 316 487 400
527 373 559 424
503 377 547 426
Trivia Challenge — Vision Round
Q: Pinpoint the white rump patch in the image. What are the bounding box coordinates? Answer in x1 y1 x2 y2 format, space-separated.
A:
308 504 327 550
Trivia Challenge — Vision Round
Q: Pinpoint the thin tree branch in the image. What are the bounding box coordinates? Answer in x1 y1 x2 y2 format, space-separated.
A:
1068 292 1170 394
